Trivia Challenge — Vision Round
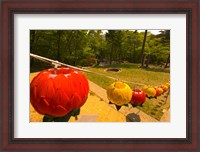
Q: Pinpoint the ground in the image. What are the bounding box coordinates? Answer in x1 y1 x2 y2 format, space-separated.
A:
30 72 170 122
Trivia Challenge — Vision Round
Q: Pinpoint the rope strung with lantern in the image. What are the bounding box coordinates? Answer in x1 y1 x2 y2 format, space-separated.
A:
107 81 170 110
30 53 170 122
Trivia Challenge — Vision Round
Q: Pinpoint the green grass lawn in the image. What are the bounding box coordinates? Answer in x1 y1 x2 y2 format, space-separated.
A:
84 63 170 121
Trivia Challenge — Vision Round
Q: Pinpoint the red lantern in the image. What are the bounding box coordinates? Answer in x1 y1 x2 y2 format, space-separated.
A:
160 85 168 92
30 67 89 117
131 89 146 106
154 88 160 96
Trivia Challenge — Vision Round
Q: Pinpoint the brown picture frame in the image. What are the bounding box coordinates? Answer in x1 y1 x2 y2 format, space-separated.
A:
1 0 199 151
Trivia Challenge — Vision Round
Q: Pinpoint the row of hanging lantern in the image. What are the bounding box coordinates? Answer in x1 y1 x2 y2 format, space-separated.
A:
106 81 170 110
142 82 170 98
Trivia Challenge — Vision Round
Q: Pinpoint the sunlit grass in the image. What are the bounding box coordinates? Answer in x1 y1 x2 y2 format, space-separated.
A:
84 63 170 120
85 63 170 89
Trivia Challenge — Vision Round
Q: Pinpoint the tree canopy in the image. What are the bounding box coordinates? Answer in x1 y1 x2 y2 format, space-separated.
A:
30 30 170 69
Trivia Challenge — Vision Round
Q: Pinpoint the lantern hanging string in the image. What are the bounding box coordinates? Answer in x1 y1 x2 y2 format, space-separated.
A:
30 53 146 86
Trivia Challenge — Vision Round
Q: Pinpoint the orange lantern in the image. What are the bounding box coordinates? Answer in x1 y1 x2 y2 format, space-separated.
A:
30 67 89 117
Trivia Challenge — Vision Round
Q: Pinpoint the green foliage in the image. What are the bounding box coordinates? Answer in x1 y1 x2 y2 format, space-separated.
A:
30 30 170 70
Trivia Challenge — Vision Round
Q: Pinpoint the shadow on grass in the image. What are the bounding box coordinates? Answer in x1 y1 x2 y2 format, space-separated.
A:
143 67 170 73
95 63 170 73
94 63 139 69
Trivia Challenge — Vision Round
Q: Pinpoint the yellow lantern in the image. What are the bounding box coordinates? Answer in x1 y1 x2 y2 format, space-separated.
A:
145 87 156 97
165 82 170 89
161 85 168 92
107 81 132 106
157 87 164 94
142 85 149 92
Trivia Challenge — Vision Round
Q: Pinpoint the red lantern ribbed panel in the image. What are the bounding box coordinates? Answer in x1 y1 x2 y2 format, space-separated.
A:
30 67 89 117
131 89 146 106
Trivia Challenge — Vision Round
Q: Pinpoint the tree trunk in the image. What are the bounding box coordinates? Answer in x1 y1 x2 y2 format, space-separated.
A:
31 30 35 44
118 49 122 64
140 30 147 67
109 43 113 65
132 44 135 62
164 55 170 68
145 55 150 68
64 30 74 55
57 31 61 61
30 30 36 67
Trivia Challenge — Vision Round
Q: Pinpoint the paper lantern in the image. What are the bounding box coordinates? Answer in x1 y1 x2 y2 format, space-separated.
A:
30 67 89 117
107 81 132 106
131 89 146 105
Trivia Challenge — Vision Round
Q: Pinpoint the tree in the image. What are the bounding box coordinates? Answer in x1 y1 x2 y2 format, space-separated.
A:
87 30 106 65
127 30 143 63
30 29 170 70
56 30 62 61
105 30 124 64
151 30 170 68
162 30 170 68
140 30 148 67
